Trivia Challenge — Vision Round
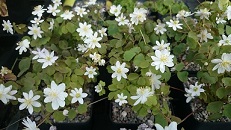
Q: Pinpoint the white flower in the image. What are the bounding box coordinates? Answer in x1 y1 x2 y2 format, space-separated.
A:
22 117 40 130
99 59 106 66
89 52 101 63
115 13 129 26
154 22 167 35
77 44 88 53
60 10 74 20
155 121 177 130
197 29 213 42
211 53 231 74
47 4 60 16
95 84 102 93
70 88 88 104
30 17 44 25
63 109 69 116
32 5 46 17
15 39 30 55
44 81 68 110
18 90 41 114
85 0 97 6
49 19 55 30
52 0 62 6
28 24 44 40
84 66 97 78
111 61 129 81
0 84 17 104
131 87 153 106
226 6 231 20
152 40 170 51
150 74 162 91
110 5 122 16
32 48 45 60
130 8 148 25
127 22 135 33
216 14 227 24
166 19 183 31
76 22 93 37
195 8 211 20
74 6 87 17
115 93 128 106
0 66 9 77
218 34 231 46
84 32 102 49
184 92 195 103
176 10 192 19
49 126 57 130
187 82 205 97
2 20 13 34
37 49 58 69
98 27 107 37
151 49 174 73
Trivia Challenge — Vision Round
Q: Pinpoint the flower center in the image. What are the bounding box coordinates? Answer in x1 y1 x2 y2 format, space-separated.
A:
89 70 93 74
193 87 198 92
75 93 81 98
51 91 58 98
0 92 3 98
25 99 32 105
46 56 51 61
117 68 122 74
160 55 168 63
221 61 230 67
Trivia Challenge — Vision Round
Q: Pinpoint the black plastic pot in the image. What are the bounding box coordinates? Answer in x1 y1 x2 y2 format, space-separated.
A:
169 74 231 130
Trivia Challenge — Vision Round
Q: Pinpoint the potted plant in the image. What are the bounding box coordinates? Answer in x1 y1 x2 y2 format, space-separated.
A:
0 0 108 129
141 0 231 129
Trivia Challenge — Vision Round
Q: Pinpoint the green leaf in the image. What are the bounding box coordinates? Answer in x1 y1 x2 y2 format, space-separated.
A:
206 101 223 113
223 104 231 119
18 57 31 77
138 107 148 117
74 69 85 76
137 77 146 86
226 25 231 35
77 103 88 114
108 91 117 100
177 71 188 82
208 113 222 120
145 95 157 106
187 31 199 49
54 72 63 83
53 111 65 121
45 103 54 112
66 22 76 33
173 44 187 57
155 113 168 127
44 66 56 76
222 77 231 86
123 47 141 61
216 87 227 99
161 85 170 96
68 109 77 120
128 73 139 80
175 62 184 71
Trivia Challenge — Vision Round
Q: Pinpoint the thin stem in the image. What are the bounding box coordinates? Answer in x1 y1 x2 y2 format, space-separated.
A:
0 115 28 130
37 113 53 127
170 86 185 93
88 96 108 106
178 112 193 124
11 58 18 71
140 30 147 44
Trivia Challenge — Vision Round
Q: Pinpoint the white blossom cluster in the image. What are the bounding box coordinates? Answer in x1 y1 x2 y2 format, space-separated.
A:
185 82 205 103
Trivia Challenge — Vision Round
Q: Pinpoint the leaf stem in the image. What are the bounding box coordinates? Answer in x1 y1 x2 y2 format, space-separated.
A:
88 96 108 106
140 30 147 44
